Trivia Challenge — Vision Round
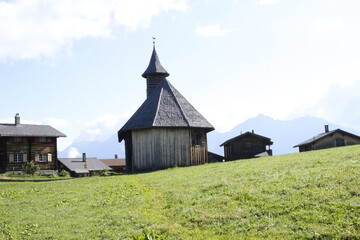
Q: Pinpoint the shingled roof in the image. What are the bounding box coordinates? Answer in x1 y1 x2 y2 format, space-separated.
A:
118 79 214 141
0 123 66 137
58 158 111 174
142 46 169 78
220 131 273 147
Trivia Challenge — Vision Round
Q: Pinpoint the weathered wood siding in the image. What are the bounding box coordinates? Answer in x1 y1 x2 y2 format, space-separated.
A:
190 129 208 166
0 138 6 173
1 137 58 172
300 132 360 152
131 128 191 171
128 128 209 172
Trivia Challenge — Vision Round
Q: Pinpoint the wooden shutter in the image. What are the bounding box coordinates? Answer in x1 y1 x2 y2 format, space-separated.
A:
23 154 28 162
35 154 40 162
9 153 14 163
47 153 52 162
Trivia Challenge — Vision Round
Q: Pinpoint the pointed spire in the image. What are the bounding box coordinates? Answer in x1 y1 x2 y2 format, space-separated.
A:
142 44 169 78
142 41 170 97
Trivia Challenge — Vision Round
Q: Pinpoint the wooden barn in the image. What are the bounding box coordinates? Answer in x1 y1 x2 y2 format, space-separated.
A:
220 131 273 161
294 125 360 152
100 158 126 173
0 113 66 173
118 46 214 172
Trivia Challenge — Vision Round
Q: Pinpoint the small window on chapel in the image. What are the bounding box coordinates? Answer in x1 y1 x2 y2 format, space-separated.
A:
39 137 47 143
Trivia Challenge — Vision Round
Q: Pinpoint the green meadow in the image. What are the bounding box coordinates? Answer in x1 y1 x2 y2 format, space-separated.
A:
1 145 359 239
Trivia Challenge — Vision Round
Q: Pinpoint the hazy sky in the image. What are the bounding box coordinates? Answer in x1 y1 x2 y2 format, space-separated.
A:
1 0 359 152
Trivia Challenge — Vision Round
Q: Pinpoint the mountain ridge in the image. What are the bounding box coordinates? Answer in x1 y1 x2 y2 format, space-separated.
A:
59 114 360 158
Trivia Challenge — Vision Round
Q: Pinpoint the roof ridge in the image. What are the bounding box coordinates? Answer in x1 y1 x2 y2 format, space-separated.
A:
166 80 191 126
152 87 164 126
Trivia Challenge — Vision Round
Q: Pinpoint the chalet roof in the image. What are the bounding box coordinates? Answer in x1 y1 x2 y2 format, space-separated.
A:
118 79 214 141
100 158 126 167
58 158 112 174
142 46 169 78
293 129 360 148
0 123 66 137
220 131 273 147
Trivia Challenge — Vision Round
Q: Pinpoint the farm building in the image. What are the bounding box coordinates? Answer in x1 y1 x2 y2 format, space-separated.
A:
118 45 214 172
220 131 273 161
294 125 360 152
208 151 225 163
58 155 112 177
100 157 126 173
0 113 66 173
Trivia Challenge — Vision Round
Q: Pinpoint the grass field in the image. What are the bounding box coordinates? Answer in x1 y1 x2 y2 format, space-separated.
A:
1 145 359 239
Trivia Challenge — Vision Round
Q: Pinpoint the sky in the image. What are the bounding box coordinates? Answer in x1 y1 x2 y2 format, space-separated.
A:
1 0 360 156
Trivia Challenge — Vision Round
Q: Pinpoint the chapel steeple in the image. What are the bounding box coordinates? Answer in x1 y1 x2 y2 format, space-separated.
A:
142 43 169 98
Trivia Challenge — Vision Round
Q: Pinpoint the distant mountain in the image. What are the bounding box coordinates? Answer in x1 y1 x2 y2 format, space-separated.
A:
208 114 360 156
60 114 360 158
59 134 125 159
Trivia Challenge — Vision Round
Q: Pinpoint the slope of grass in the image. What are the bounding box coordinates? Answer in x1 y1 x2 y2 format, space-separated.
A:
1 145 359 239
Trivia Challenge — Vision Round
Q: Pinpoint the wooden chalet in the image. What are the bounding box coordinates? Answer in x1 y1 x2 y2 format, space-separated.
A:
118 45 214 172
220 131 273 161
0 113 66 173
294 125 360 152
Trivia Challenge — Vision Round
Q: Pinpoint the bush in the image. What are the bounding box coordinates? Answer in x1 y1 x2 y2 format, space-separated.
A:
22 161 40 175
58 169 70 177
100 169 110 176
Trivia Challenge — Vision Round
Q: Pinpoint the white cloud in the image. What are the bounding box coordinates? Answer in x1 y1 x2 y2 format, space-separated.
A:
0 116 40 125
43 117 69 129
68 147 81 158
113 0 187 30
313 18 343 33
0 0 187 60
307 80 360 132
256 0 279 5
75 112 136 142
85 114 122 128
86 129 102 136
196 24 239 37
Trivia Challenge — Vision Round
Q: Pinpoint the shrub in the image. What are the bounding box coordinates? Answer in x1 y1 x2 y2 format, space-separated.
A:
58 169 70 177
100 169 110 176
22 161 40 175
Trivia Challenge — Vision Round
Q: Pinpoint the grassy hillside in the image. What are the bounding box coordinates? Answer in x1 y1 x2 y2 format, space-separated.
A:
1 145 359 239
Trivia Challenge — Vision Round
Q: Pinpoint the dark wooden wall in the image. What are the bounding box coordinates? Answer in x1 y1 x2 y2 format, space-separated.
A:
1 137 58 172
0 138 6 173
126 127 209 172
224 135 268 160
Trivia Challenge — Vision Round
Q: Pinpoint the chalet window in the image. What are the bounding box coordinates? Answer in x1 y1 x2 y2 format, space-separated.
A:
14 137 23 143
39 154 47 162
39 137 47 143
335 139 345 146
14 153 23 163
